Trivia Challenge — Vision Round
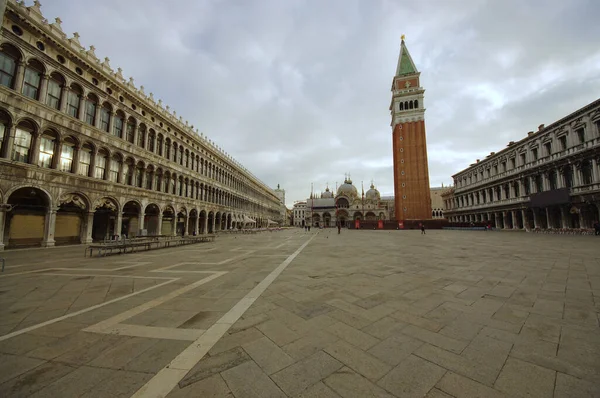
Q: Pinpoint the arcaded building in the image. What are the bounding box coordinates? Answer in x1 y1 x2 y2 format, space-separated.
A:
390 37 432 221
442 99 600 230
0 1 282 249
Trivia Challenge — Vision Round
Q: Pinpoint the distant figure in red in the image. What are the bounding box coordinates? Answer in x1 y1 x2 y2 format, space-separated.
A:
337 224 341 234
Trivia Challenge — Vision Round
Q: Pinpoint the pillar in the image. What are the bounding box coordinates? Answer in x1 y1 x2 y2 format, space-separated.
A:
42 207 57 247
116 211 123 239
78 95 86 121
138 211 145 236
503 212 509 229
88 148 97 178
29 133 40 166
521 209 527 230
511 210 517 229
532 209 539 229
72 146 81 174
560 207 568 229
156 213 163 236
183 213 189 236
172 215 177 236
0 210 5 251
203 213 208 235
194 215 200 235
39 74 49 104
108 111 115 137
82 211 94 244
211 213 216 233
545 208 551 229
13 61 25 93
592 159 599 183
0 125 15 159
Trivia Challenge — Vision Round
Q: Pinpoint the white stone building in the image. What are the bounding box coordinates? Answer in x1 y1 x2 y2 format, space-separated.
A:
442 99 600 230
292 201 306 227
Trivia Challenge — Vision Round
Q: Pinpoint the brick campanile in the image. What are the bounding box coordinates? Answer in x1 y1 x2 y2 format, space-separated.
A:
390 37 432 221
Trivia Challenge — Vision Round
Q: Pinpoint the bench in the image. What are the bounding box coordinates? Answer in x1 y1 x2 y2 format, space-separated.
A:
85 234 216 257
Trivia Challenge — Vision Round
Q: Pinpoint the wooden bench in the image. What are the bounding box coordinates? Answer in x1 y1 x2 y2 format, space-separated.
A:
85 234 216 257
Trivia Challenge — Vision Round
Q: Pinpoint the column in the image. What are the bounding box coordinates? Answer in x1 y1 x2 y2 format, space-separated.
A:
60 87 70 113
72 146 81 174
78 95 86 121
42 207 57 247
183 213 189 236
203 214 208 234
107 111 115 136
156 213 163 236
194 215 200 235
88 147 97 178
0 125 15 159
0 210 5 251
133 126 140 148
211 213 216 233
172 216 177 236
532 210 539 229
503 212 509 229
51 140 63 169
560 207 568 229
117 161 125 184
592 159 599 183
28 133 40 166
115 212 123 239
521 209 527 230
81 211 94 244
137 211 145 236
556 168 564 188
545 208 551 229
511 210 518 229
38 74 49 103
94 105 102 130
13 61 25 93
573 165 581 187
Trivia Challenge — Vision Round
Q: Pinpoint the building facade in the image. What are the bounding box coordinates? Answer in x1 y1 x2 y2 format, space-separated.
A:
292 201 306 227
0 1 282 249
273 184 288 226
390 37 432 221
442 99 600 230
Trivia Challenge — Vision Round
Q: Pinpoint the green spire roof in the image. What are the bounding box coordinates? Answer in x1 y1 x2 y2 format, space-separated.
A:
395 39 418 76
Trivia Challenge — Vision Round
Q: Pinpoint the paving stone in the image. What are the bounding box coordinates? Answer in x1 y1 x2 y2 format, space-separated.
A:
494 357 556 398
28 365 114 398
326 322 380 350
425 388 455 398
242 336 295 375
554 372 600 398
25 331 103 360
271 350 343 396
208 327 264 355
324 367 395 398
0 333 59 356
402 324 468 353
168 374 233 398
79 369 153 398
436 371 508 398
124 339 190 374
283 329 339 360
221 360 286 398
88 336 157 370
297 381 341 398
229 313 270 333
368 334 423 366
256 319 301 346
378 354 447 397
179 346 251 388
324 340 391 381
390 310 444 332
361 316 407 340
0 361 75 397
0 354 46 385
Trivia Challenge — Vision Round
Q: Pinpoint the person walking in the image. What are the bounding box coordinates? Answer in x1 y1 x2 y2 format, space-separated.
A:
594 221 600 236
337 223 341 234
421 224 426 235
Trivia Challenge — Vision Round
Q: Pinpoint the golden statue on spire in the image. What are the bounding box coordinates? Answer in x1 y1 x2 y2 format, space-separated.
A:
401 34 405 41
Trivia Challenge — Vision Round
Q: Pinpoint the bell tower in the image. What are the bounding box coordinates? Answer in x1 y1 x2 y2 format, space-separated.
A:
390 36 432 221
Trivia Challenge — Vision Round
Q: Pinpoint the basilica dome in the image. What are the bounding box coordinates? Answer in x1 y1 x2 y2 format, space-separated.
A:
337 177 358 198
365 183 380 201
321 187 334 198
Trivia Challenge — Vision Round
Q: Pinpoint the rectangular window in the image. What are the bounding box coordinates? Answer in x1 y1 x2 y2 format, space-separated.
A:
510 158 516 169
501 162 506 172
60 145 74 172
532 148 538 160
126 123 135 143
576 127 585 143
544 142 552 156
493 165 498 175
99 108 110 132
12 128 31 163
79 150 91 176
109 159 119 182
520 153 526 165
38 136 54 168
22 68 40 99
85 101 96 125
559 135 567 150
46 79 61 109
66 92 80 118
95 156 106 179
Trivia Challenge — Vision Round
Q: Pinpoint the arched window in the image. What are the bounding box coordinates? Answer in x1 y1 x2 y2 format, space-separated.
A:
38 130 56 168
113 111 124 138
0 44 20 88
148 129 156 152
99 103 111 132
165 138 171 159
125 159 135 185
126 117 136 143
78 144 92 176
157 134 163 156
179 176 184 196
109 154 121 182
581 160 593 185
135 162 144 188
155 169 162 192
12 121 34 163
185 150 190 168
22 59 44 100
66 84 82 118
137 124 146 148
409 101 414 109
171 174 176 194
404 101 408 110
414 99 418 108
172 142 178 162
60 137 77 172
95 149 108 179
179 147 184 165
84 94 98 126
164 172 170 193
46 72 64 110
399 102 403 110
146 166 154 190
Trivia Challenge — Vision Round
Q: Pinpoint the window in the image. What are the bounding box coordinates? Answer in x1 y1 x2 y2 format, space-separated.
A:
548 171 557 190
559 135 567 150
12 125 32 163
46 77 62 109
563 166 573 188
0 113 8 150
126 164 134 185
22 64 42 99
95 154 106 179
109 158 119 182
135 167 143 187
148 131 155 152
510 158 516 169
99 105 110 132
157 135 163 156
520 153 526 166
576 127 585 144
78 148 91 176
581 161 593 185
137 127 145 148
85 96 97 125
532 148 538 160
113 114 123 138
60 144 74 172
38 135 54 168
501 162 506 172
493 165 498 175
126 119 135 143
524 178 531 195
535 174 543 192
544 142 552 156
0 47 17 88
66 88 81 118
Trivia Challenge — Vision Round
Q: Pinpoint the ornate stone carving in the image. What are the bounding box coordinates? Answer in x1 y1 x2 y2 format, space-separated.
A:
95 198 117 211
59 193 87 209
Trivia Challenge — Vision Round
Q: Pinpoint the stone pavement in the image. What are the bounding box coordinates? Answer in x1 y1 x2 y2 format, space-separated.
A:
0 229 599 397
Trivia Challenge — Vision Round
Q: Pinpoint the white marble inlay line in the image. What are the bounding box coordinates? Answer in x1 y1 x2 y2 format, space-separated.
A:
131 233 317 398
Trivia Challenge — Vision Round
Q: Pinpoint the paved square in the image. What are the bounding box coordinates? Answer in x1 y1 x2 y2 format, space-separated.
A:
0 229 599 397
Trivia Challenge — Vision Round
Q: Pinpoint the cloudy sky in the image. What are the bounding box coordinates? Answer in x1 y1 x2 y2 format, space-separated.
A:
42 0 600 207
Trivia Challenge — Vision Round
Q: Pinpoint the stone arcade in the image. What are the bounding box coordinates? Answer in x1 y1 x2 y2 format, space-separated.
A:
0 1 282 250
